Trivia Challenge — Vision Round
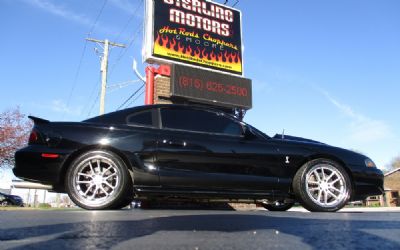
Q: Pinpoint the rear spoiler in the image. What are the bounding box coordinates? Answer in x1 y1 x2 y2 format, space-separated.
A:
28 116 50 124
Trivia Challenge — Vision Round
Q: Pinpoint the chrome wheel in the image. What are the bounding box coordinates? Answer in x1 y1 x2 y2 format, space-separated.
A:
305 164 347 208
72 155 121 207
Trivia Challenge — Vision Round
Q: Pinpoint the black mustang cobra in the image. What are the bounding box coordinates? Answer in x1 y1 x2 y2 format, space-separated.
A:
14 104 383 212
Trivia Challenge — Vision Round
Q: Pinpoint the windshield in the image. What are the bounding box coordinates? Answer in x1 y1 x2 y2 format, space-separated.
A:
239 121 270 140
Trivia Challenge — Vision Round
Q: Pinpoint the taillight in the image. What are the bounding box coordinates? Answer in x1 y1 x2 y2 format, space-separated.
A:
28 130 38 144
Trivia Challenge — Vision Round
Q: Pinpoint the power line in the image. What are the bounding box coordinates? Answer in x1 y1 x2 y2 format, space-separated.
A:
117 83 145 110
87 91 101 117
113 0 143 44
107 0 143 76
63 40 88 120
82 74 101 115
63 0 109 119
88 0 109 37
108 21 143 77
127 89 145 107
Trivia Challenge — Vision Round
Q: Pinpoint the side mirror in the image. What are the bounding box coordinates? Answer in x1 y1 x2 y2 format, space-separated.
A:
243 126 255 139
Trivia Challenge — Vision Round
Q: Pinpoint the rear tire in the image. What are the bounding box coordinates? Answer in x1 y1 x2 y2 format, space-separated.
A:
65 150 132 210
293 159 351 212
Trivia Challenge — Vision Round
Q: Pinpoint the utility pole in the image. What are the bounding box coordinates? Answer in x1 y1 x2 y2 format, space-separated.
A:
86 38 125 115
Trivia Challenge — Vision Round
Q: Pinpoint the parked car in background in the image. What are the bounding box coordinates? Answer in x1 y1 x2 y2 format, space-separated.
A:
0 192 24 207
14 104 383 212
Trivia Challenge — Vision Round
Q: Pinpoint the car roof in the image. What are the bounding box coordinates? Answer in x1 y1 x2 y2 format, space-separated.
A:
83 104 236 124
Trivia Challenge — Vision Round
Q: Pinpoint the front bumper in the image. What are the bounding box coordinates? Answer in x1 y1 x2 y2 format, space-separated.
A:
350 165 384 200
14 145 72 186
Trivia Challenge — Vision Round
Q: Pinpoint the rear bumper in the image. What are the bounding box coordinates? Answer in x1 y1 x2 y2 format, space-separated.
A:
14 145 72 186
350 165 384 200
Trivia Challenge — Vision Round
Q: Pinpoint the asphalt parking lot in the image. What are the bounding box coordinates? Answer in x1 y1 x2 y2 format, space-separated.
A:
1 207 400 250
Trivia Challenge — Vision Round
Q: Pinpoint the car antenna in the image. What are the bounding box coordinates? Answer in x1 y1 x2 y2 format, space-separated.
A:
282 129 285 140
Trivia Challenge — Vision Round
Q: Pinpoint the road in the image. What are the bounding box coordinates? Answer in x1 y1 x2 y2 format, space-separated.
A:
1 207 400 250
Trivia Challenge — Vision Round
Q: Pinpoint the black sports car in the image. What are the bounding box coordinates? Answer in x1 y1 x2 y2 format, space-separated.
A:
0 192 24 207
14 104 383 212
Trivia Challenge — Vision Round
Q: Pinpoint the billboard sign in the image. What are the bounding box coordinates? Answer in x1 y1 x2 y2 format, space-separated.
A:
144 0 243 75
171 64 252 109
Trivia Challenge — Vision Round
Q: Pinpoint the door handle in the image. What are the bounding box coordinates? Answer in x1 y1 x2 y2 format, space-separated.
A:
162 139 187 147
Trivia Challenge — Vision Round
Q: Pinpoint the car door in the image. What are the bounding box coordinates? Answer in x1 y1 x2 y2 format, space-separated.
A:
118 109 161 186
156 106 281 192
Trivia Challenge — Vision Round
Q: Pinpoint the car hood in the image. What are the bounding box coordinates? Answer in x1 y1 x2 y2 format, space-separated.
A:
273 134 326 145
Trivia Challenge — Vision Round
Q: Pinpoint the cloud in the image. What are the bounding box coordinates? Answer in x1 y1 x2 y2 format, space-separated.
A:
50 99 82 116
23 0 92 26
109 0 143 16
320 90 391 143
31 99 83 117
20 0 114 35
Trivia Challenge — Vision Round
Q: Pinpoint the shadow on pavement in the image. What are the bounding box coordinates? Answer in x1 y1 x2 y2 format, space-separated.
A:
1 213 399 249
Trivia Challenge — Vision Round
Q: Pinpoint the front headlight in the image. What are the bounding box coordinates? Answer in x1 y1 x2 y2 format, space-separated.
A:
365 158 376 168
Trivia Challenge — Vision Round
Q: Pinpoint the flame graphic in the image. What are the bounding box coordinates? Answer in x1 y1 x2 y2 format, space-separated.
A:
153 34 242 73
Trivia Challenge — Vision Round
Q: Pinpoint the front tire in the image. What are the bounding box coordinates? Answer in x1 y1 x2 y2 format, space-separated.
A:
65 150 132 210
1 200 10 207
293 159 351 212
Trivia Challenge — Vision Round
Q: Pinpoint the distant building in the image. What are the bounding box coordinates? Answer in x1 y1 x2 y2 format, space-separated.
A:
383 168 400 207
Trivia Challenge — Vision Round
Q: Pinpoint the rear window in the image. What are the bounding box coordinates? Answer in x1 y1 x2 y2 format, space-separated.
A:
127 111 153 126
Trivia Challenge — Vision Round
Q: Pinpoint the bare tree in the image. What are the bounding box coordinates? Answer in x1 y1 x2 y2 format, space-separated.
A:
386 155 400 172
0 107 32 169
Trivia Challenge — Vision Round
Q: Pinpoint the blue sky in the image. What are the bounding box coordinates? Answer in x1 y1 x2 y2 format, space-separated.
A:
0 0 399 176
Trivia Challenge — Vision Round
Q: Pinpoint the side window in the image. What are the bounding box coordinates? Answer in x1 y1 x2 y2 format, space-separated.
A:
126 111 153 127
161 108 242 136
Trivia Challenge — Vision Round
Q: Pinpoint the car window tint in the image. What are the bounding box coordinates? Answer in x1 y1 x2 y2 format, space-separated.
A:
127 111 152 126
161 108 242 136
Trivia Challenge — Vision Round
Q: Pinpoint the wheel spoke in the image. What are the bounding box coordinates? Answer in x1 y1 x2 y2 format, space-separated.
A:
96 160 101 173
78 173 92 178
328 190 339 200
102 166 112 175
100 185 110 196
104 181 115 190
77 180 91 184
329 178 340 185
324 191 328 205
90 187 99 199
326 172 335 181
89 162 95 175
321 167 326 180
329 186 341 193
84 184 95 196
313 170 321 182
317 190 322 202
105 173 117 180
308 180 319 185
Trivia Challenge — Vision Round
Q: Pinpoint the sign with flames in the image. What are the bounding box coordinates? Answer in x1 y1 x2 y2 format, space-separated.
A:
144 0 243 75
